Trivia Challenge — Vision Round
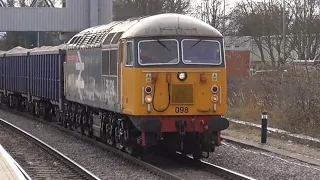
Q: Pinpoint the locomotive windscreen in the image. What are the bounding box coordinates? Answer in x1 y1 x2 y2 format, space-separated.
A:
182 39 222 65
138 39 179 65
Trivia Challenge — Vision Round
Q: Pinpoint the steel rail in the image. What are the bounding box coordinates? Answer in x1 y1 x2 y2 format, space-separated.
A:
0 104 256 180
0 118 101 180
197 160 255 180
0 106 183 180
174 152 256 180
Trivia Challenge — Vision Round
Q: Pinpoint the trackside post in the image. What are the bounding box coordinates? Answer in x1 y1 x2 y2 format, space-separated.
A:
261 112 268 144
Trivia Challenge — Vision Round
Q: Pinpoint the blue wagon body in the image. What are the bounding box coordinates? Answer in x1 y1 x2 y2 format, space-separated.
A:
0 45 66 105
6 56 29 94
29 52 65 102
4 47 29 95
0 54 4 91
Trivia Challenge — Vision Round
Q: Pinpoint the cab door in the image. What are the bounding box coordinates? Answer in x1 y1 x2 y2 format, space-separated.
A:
119 40 135 114
118 40 125 111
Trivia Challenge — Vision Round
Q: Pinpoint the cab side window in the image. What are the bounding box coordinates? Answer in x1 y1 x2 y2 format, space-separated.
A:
126 42 133 66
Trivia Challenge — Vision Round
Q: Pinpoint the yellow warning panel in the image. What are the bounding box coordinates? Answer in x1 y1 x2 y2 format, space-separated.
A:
212 73 218 81
146 73 151 82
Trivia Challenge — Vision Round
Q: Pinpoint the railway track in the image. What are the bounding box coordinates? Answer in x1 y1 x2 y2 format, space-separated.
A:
0 105 255 180
0 118 99 180
150 150 255 180
179 153 254 180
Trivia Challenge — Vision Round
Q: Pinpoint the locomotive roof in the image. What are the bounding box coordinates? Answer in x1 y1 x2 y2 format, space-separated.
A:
67 13 223 49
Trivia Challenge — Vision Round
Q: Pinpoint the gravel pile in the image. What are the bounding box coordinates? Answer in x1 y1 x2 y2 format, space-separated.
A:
0 109 162 180
206 140 320 180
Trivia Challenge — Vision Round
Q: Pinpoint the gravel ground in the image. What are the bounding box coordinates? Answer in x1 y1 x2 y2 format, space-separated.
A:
4 108 319 180
223 123 320 160
205 140 320 180
0 108 229 180
0 124 85 179
143 154 225 180
0 109 162 180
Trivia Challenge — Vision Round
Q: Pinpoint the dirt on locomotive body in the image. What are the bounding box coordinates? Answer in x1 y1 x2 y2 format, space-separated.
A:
0 13 229 159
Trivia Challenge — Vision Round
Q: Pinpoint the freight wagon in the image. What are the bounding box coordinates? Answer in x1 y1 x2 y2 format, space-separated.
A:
0 45 66 115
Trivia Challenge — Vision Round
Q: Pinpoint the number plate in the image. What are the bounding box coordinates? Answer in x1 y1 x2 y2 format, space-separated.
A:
175 107 189 113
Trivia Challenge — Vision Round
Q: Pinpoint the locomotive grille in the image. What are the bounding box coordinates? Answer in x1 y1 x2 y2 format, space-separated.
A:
171 84 194 104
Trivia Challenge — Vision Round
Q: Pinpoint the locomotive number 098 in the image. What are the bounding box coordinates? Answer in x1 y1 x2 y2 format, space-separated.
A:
175 107 189 113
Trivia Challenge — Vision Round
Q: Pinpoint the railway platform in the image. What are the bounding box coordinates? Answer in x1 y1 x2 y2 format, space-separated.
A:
0 144 30 180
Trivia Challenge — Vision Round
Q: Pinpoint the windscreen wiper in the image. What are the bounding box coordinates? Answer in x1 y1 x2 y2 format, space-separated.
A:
188 39 203 50
156 39 171 51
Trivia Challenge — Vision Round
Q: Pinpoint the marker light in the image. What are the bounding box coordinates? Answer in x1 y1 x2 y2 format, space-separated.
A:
177 72 187 81
211 95 218 102
211 86 219 93
145 95 153 103
145 86 152 94
200 73 206 83
166 73 171 83
151 73 158 84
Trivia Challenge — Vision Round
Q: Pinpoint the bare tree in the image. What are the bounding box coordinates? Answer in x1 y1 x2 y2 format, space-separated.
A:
193 0 225 32
113 0 190 21
230 0 293 67
287 0 320 61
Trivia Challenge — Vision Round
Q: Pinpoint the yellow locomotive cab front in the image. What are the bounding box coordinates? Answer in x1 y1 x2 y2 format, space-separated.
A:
116 13 230 159
137 68 227 116
120 36 229 137
121 38 227 117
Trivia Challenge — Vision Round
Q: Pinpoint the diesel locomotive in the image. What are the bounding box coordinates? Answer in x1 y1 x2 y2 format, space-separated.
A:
0 13 229 159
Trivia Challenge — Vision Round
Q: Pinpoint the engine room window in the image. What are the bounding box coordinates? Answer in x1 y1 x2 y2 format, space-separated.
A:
138 39 179 65
126 42 133 66
110 50 118 75
102 51 110 75
182 39 221 65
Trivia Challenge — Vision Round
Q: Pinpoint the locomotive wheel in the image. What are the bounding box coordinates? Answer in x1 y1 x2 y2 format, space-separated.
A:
115 126 125 150
56 110 62 125
106 114 116 146
80 116 85 135
192 141 203 161
106 125 115 146
115 120 131 151
128 145 143 159
88 117 93 138
192 152 202 161
75 113 82 133
63 112 68 128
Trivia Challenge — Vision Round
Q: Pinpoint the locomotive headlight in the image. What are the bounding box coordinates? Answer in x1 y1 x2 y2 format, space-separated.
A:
145 95 153 103
177 72 187 81
211 86 219 93
211 95 218 102
145 86 152 94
